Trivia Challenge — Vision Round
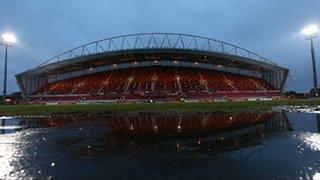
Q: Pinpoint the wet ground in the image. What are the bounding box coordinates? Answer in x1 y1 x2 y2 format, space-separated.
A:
0 111 320 179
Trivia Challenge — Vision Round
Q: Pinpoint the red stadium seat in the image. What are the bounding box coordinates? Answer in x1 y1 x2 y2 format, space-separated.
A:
34 66 279 102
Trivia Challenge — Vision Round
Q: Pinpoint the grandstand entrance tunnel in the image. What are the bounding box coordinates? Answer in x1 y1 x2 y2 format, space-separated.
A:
15 33 289 103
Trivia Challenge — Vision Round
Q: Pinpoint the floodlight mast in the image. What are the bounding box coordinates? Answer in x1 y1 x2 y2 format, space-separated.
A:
1 33 16 105
302 24 319 92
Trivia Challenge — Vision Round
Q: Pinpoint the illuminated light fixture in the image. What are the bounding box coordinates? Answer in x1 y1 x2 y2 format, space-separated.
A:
134 61 138 64
154 60 158 63
1 33 17 45
174 60 178 63
153 125 158 130
220 135 224 140
302 24 319 39
176 76 180 80
197 139 202 145
1 32 17 105
301 24 319 92
113 64 117 67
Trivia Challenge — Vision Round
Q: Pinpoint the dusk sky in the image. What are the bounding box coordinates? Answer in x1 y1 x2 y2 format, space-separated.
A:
0 0 320 93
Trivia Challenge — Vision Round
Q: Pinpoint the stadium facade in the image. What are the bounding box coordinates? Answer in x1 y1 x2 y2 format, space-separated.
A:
16 33 289 103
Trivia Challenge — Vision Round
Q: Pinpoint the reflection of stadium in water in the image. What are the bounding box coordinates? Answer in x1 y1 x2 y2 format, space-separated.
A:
0 112 295 156
109 112 292 135
107 112 294 152
0 112 293 138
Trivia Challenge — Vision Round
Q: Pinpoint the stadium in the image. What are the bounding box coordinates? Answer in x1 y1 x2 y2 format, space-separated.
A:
15 33 289 103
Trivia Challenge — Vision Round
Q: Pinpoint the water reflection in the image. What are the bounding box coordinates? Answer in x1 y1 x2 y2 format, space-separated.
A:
1 112 290 135
0 117 26 134
296 132 320 151
0 112 296 153
0 112 319 179
317 114 320 133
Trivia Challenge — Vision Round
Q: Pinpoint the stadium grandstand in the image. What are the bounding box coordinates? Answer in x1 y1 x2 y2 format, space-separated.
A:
16 33 289 103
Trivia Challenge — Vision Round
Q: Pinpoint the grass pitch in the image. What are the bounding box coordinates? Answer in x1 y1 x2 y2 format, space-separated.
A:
0 99 320 116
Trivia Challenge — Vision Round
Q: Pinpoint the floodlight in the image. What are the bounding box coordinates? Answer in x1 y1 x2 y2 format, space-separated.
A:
1 33 17 45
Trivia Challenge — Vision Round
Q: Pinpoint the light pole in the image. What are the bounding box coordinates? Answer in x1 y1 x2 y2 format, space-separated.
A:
1 33 16 105
302 24 319 94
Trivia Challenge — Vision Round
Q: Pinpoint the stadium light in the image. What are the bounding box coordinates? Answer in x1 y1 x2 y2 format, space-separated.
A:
1 33 17 45
1 32 17 105
302 24 319 93
302 24 318 39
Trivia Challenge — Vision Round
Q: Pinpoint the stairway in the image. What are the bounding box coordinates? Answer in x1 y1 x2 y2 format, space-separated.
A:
249 78 262 90
97 71 114 94
223 75 237 91
151 68 157 92
197 68 209 91
124 69 136 93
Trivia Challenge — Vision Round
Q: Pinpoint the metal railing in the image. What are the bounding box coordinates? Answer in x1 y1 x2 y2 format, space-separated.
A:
38 33 278 67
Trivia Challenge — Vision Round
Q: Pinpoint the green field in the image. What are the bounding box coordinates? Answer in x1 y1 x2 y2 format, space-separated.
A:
0 99 320 116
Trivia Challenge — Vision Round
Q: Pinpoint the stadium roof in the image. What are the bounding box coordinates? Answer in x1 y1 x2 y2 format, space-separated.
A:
17 33 288 77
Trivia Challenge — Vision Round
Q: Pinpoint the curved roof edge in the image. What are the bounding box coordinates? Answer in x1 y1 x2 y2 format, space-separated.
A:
37 32 279 67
